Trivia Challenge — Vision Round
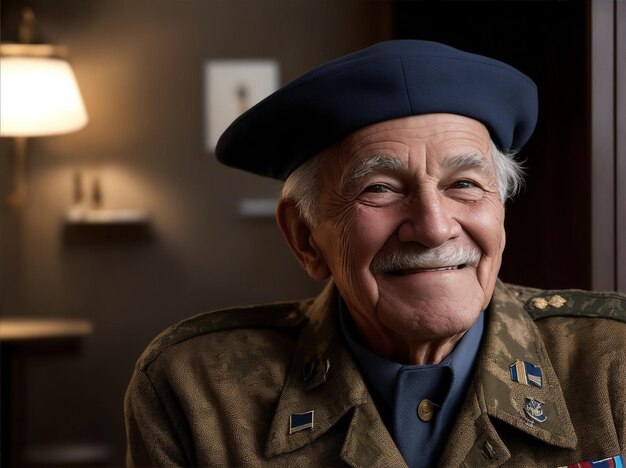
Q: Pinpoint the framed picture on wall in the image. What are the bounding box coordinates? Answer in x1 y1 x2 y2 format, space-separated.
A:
204 59 280 151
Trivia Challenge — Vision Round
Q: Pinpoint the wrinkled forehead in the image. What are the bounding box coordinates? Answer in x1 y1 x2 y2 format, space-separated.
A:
327 114 493 175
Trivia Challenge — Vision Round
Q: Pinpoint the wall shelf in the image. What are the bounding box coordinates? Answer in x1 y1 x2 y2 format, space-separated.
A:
238 198 277 218
65 208 149 225
0 317 93 341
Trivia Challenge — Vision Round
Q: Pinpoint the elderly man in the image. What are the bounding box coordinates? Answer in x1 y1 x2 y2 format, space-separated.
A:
125 41 625 467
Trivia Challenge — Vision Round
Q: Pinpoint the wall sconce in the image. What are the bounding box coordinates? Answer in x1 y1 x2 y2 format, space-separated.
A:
0 8 88 206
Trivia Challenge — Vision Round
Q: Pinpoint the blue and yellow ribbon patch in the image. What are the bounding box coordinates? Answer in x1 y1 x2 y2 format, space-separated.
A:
510 360 543 388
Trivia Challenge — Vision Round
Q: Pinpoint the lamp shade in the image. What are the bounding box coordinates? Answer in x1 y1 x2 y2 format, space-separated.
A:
0 56 88 136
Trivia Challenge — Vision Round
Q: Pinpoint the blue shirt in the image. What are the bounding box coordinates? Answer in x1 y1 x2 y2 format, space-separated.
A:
339 299 484 468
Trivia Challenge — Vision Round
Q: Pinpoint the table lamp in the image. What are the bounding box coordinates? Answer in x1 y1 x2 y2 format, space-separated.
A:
0 8 88 206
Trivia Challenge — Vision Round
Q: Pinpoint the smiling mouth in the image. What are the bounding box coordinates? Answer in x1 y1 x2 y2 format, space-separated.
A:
387 264 469 276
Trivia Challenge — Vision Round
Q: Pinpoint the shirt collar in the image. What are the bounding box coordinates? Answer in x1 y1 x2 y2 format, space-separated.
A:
338 296 485 409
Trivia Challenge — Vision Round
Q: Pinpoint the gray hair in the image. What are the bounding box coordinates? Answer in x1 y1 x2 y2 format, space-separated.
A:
281 140 524 228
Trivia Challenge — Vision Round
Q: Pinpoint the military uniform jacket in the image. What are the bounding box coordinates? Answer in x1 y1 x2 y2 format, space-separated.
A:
125 280 626 467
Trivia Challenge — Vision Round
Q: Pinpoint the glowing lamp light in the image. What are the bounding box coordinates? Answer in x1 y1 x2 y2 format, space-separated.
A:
0 56 88 137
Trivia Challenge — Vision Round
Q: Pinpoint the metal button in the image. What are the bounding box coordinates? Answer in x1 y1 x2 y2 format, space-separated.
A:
417 399 437 422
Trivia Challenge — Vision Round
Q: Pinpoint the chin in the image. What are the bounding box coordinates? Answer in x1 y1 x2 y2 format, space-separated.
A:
376 283 485 342
389 306 479 342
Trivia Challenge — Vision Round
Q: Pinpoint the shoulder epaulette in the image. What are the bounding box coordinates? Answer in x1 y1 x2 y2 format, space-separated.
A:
522 288 626 323
137 301 309 371
504 283 544 304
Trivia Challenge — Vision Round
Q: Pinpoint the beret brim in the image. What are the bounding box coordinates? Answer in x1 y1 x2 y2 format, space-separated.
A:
216 40 538 180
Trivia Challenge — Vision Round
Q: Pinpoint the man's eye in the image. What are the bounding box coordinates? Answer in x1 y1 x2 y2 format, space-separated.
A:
363 184 392 193
451 179 477 189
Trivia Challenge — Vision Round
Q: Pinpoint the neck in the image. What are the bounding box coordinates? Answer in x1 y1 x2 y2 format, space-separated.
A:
406 333 465 365
338 298 475 366
362 331 465 365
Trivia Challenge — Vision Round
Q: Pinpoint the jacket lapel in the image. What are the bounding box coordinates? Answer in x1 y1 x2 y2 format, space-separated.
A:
439 280 578 467
264 282 405 466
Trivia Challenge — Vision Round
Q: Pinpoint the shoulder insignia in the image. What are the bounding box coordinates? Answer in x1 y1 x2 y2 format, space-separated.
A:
137 301 309 371
524 289 626 323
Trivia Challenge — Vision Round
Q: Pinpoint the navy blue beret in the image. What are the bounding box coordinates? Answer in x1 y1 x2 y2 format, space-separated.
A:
216 40 538 180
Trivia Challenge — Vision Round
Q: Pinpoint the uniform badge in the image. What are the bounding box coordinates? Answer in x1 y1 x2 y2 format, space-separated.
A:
531 294 567 310
524 397 547 423
547 294 567 308
510 360 543 387
289 410 314 434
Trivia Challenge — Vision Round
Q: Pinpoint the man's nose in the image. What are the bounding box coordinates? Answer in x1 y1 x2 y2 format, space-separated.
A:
397 189 461 248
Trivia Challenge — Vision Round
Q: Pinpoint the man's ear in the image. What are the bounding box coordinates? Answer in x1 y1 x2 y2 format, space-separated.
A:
276 199 331 281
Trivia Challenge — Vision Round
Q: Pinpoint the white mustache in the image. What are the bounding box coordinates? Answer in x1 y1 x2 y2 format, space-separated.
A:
371 244 481 274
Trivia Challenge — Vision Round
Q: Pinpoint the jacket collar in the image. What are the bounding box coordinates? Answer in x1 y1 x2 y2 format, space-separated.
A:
263 281 405 466
264 280 578 466
439 279 578 466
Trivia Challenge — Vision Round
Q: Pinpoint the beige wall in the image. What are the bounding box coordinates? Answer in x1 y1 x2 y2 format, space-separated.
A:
0 1 393 464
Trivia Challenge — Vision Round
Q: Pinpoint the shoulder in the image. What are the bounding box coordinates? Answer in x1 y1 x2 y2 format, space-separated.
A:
134 300 311 373
503 282 626 323
503 282 626 366
498 284 626 458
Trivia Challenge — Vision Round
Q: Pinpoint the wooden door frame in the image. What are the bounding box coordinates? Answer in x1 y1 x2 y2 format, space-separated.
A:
591 0 624 292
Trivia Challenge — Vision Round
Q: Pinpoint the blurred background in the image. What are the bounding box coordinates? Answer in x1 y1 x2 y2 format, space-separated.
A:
0 0 623 466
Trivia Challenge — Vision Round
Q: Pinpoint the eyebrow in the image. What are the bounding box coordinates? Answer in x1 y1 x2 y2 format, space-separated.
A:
343 155 405 186
442 152 491 175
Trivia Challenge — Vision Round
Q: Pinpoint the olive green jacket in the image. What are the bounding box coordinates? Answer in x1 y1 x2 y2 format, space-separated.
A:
125 280 626 467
